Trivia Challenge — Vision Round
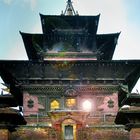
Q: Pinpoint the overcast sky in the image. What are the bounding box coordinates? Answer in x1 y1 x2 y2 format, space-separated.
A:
0 0 140 92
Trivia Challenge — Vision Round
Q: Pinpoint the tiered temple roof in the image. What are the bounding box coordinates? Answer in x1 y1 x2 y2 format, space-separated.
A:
20 11 120 61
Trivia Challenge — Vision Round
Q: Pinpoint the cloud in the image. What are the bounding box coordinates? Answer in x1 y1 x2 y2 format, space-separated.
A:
3 0 13 5
31 22 42 33
6 22 41 60
30 0 37 11
3 0 37 10
74 0 127 32
6 40 28 60
23 0 37 11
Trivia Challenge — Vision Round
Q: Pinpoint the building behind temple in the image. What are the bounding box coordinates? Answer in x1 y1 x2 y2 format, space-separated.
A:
0 0 140 140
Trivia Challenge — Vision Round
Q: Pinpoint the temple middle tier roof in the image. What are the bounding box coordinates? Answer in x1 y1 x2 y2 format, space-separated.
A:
20 32 120 61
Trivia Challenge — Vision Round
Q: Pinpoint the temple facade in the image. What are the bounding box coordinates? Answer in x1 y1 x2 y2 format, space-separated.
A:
0 1 140 140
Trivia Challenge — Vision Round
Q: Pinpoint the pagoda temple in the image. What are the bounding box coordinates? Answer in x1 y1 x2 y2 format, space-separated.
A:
0 0 140 140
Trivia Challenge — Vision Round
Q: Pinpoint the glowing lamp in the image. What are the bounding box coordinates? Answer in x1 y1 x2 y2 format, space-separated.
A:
82 100 92 111
48 123 52 127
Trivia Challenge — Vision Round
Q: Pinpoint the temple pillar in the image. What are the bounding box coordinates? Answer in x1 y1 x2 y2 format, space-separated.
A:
0 129 9 140
130 127 140 140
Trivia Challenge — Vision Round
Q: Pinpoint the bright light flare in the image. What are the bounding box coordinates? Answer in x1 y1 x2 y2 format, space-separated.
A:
82 100 92 111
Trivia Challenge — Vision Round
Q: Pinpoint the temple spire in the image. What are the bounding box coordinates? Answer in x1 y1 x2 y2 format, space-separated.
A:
62 0 78 16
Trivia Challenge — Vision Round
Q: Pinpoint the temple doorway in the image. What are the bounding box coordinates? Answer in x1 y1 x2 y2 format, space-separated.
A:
64 125 73 140
62 119 76 140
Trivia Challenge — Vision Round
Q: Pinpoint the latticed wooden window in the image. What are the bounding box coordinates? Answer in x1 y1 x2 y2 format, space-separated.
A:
50 100 60 110
66 98 76 108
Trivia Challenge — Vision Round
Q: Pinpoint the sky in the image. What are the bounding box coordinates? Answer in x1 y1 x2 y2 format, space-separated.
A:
0 0 140 92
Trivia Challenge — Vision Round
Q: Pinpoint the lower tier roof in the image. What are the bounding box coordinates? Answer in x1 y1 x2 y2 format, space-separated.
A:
115 106 140 130
0 95 20 107
0 60 140 92
0 107 26 131
120 93 140 106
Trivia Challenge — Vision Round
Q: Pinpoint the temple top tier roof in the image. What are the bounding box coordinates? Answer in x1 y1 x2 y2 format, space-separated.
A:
40 14 100 35
40 0 99 35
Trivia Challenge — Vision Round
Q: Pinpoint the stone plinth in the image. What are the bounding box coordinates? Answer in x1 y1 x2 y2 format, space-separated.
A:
130 128 140 140
77 125 129 140
0 129 9 140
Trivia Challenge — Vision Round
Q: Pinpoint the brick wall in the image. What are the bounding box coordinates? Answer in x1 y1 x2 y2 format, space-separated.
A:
23 92 44 116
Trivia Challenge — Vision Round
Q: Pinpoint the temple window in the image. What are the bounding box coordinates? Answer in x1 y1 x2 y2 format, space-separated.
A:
50 100 60 110
108 99 114 108
27 99 34 108
66 98 76 109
